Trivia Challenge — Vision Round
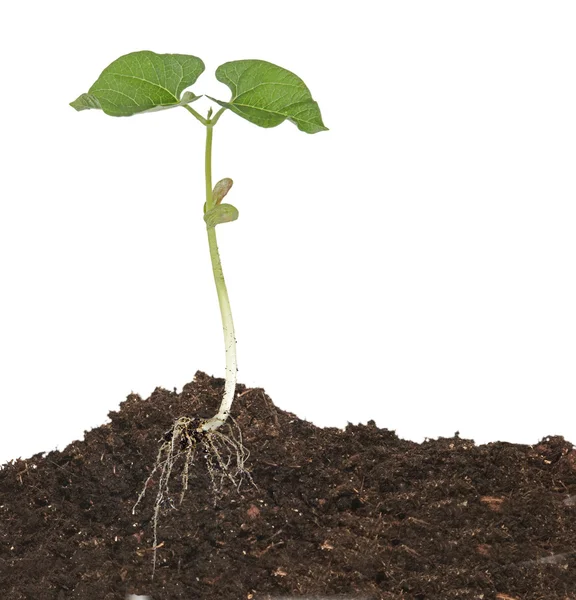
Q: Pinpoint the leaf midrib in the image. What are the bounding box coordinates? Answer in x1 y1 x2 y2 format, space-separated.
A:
229 100 319 127
94 87 159 108
97 72 181 102
232 81 304 100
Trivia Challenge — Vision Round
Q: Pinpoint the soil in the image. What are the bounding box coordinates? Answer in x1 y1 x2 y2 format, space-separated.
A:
1 371 575 600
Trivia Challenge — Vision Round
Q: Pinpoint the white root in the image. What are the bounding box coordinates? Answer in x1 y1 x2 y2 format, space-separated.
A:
132 415 255 576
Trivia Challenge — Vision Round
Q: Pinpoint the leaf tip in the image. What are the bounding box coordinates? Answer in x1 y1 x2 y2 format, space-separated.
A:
69 97 84 112
69 93 102 112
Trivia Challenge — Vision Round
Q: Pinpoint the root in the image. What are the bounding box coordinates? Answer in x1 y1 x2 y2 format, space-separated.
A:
132 415 255 576
202 416 254 496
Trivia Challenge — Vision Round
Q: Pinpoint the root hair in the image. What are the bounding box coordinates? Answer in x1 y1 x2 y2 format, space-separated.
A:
132 416 255 576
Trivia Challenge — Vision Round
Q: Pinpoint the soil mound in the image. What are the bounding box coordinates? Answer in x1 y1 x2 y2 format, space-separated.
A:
1 372 575 599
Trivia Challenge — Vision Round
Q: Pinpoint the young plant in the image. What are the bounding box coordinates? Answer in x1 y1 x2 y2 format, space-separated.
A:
71 51 327 569
71 50 327 432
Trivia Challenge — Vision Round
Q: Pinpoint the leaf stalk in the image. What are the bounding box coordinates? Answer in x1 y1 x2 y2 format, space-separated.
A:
183 104 208 126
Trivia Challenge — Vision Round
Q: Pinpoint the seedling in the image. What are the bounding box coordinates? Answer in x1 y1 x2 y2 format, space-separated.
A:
71 50 327 571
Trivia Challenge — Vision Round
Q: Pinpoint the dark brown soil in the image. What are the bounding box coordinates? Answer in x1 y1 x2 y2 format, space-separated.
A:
1 372 575 600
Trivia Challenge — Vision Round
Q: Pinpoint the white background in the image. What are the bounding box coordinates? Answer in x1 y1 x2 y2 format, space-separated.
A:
1 1 575 466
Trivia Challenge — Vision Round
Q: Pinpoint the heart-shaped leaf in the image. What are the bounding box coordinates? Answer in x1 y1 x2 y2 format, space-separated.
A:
70 51 205 116
209 60 327 134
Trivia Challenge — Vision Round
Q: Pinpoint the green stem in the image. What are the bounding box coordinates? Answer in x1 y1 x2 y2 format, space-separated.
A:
199 122 237 432
205 124 214 209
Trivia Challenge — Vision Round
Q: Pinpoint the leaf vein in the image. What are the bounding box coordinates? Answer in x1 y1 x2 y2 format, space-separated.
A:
230 101 319 126
104 73 178 100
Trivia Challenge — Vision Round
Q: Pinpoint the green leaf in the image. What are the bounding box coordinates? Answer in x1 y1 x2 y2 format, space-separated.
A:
213 178 234 205
204 203 239 227
209 60 327 134
70 51 205 116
